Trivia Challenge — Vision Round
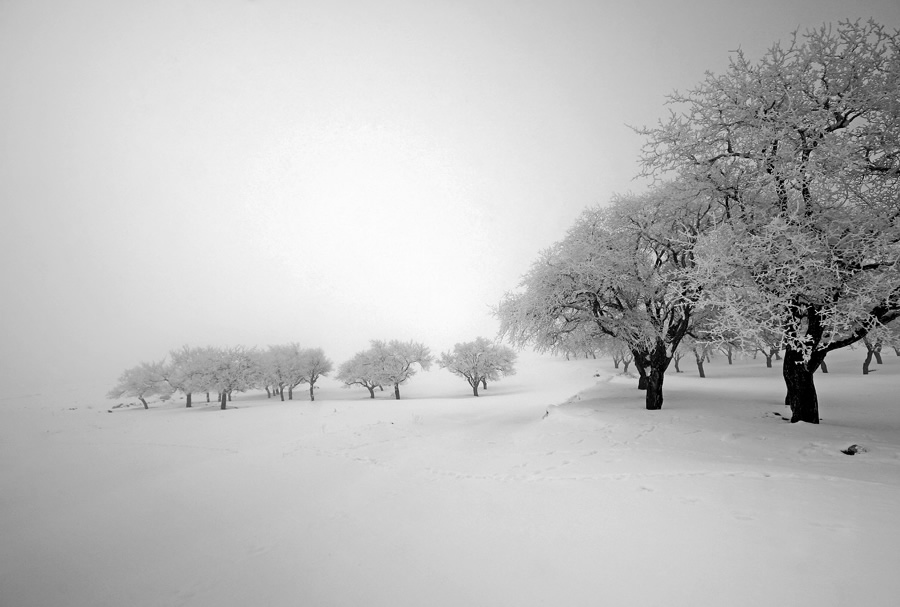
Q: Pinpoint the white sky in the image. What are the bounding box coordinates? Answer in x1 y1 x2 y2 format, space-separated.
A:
2 0 899 394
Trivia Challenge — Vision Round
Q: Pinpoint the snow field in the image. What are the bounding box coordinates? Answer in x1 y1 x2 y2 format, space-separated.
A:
1 350 899 606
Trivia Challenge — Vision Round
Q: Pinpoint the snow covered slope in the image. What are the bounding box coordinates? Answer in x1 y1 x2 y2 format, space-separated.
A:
2 350 898 606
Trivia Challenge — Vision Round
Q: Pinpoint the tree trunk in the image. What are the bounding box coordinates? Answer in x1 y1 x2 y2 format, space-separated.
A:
139 397 148 409
782 346 820 424
874 342 883 365
481 378 487 390
394 383 401 400
643 342 671 410
280 385 285 401
309 383 315 401
764 353 773 368
820 360 828 373
289 386 293 400
863 348 874 375
265 387 271 398
367 386 375 398
893 346 900 356
206 392 210 403
612 357 621 369
645 366 665 410
633 350 648 390
186 393 192 408
692 348 706 378
227 391 232 402
472 381 479 397
220 391 227 410
673 355 681 373
623 359 631 373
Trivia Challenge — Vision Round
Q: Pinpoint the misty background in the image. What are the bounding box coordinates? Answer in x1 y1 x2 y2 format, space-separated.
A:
2 0 899 396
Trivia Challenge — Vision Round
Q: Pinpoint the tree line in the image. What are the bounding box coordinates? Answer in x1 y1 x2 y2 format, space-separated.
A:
497 20 900 424
108 339 517 410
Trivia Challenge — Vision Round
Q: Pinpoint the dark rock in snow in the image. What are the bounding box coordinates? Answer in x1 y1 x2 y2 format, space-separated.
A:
841 444 867 455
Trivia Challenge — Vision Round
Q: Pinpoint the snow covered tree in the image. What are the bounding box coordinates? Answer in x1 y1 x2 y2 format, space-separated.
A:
498 180 717 410
165 345 214 408
207 346 260 410
107 359 169 409
297 347 333 401
439 338 517 396
638 20 900 422
336 350 383 398
368 340 433 400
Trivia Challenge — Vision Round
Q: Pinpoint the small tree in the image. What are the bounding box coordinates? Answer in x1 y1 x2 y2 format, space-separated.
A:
208 346 259 410
165 346 213 408
336 350 383 398
439 338 517 396
368 340 433 400
298 347 333 401
107 359 169 409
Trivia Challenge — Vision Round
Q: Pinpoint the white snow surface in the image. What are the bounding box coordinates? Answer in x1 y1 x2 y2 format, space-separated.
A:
2 350 899 606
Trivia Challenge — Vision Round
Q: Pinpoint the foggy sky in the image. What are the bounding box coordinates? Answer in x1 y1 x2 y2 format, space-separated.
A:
2 0 899 395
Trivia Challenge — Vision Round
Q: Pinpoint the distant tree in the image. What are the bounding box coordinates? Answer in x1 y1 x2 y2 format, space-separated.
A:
107 359 169 409
165 346 213 408
336 350 383 398
368 340 433 399
208 346 259 410
260 344 302 400
439 338 517 396
297 347 333 401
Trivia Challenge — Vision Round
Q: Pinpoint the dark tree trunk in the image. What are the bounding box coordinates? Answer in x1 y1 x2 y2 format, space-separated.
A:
863 348 874 375
472 381 479 397
820 360 828 373
774 350 781 360
893 346 900 356
367 386 375 398
394 383 401 400
186 393 192 408
673 355 682 373
782 346 821 424
764 353 773 368
289 386 293 400
633 350 648 390
645 367 665 410
227 391 232 402
623 359 631 373
220 391 227 410
481 378 487 390
692 348 706 378
643 343 671 410
280 385 285 401
265 387 271 398
139 397 148 409
206 392 210 403
722 344 733 365
309 383 315 401
612 357 621 369
874 343 883 365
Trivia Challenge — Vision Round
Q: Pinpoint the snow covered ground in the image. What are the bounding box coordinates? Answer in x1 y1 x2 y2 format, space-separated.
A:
2 349 899 606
